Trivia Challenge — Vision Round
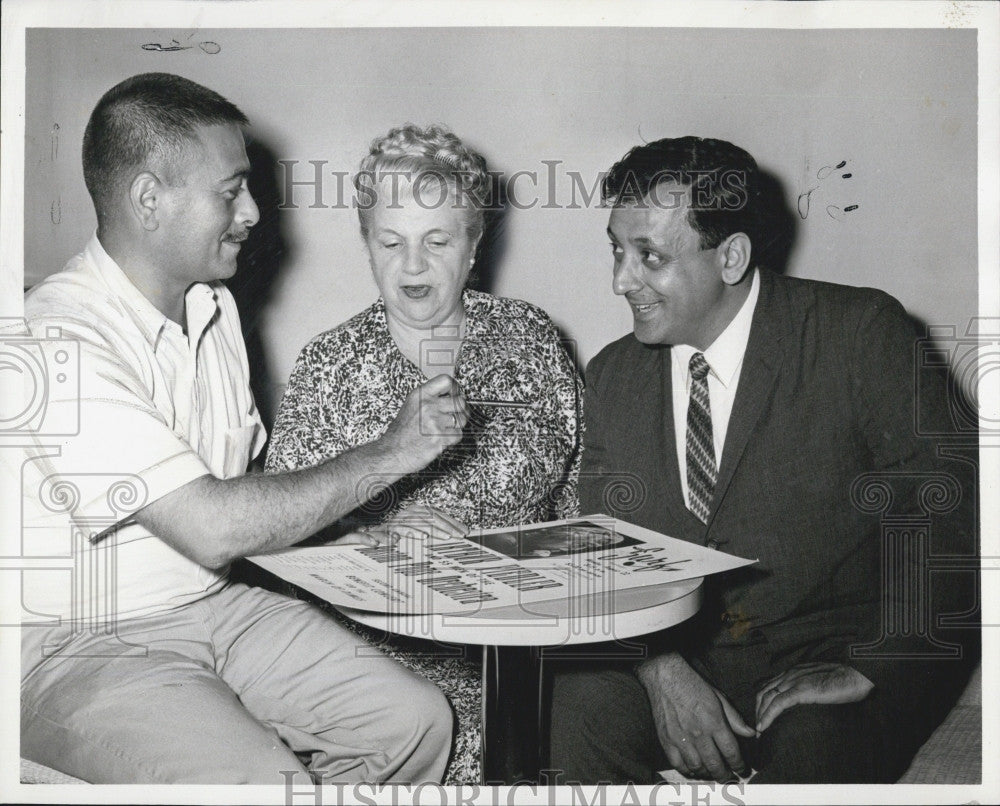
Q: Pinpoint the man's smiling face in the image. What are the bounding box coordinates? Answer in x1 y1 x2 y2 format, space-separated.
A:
154 122 259 290
607 181 731 350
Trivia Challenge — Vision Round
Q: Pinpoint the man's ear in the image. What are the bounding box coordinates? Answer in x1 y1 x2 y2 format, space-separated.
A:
718 232 752 285
129 172 162 231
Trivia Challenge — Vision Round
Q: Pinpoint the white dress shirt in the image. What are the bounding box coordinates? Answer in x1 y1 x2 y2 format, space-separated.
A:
672 269 760 510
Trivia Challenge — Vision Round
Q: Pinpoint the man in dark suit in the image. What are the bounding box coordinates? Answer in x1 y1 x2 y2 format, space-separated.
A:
549 137 977 784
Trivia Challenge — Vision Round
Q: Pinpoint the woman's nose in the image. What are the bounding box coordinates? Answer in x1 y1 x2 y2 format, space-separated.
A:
403 245 428 275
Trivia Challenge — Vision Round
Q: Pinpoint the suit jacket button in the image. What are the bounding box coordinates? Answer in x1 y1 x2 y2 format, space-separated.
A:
707 539 720 550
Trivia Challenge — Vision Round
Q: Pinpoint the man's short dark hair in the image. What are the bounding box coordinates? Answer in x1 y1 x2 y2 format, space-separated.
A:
602 136 760 250
82 72 248 223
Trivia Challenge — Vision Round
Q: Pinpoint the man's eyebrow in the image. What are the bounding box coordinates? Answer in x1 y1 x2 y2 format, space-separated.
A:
630 236 654 246
606 227 660 248
217 168 250 184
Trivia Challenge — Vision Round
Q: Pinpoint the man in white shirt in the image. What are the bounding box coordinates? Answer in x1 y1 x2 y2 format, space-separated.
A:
550 136 976 784
19 72 468 784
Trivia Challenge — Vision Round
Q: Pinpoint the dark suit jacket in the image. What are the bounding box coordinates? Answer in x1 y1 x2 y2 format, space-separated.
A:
580 269 977 723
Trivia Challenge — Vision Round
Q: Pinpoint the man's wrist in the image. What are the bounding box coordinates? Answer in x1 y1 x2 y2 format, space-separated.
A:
636 650 684 688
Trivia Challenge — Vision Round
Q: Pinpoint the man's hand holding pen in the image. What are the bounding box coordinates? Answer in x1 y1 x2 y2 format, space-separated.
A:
335 381 538 550
382 374 470 471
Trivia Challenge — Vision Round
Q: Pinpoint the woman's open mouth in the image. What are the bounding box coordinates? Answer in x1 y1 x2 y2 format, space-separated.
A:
401 285 432 299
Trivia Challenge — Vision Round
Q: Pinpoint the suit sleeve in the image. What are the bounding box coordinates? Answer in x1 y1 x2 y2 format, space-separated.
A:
842 292 977 699
533 310 585 520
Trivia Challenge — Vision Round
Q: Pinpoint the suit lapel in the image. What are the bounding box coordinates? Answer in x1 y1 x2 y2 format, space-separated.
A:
706 270 791 530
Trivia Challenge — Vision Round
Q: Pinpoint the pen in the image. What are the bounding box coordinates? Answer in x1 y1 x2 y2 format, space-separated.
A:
88 518 135 545
466 398 532 409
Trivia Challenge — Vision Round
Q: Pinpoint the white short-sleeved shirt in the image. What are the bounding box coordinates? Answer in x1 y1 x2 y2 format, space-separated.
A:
18 234 266 621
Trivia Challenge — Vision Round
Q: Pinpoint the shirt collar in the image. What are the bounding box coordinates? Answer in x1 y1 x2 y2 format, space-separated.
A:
84 232 220 350
673 268 761 388
184 284 220 350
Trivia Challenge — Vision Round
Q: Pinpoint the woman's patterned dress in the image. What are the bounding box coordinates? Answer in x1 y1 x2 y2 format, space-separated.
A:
265 289 583 783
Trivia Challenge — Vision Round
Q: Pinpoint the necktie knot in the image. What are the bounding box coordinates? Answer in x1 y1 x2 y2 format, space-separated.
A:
690 352 711 382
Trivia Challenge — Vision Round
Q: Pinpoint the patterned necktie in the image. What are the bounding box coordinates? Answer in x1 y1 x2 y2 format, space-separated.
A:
686 352 717 523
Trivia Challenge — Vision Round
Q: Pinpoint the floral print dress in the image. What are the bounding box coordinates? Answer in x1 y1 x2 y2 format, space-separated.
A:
265 289 583 783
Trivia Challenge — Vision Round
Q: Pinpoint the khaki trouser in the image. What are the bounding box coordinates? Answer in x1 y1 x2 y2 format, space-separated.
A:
21 582 452 784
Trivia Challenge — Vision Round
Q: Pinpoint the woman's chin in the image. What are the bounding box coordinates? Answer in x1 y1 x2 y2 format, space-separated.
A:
393 306 438 328
387 297 463 330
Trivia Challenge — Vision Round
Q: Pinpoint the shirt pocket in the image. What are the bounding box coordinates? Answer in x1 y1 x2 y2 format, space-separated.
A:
222 424 260 478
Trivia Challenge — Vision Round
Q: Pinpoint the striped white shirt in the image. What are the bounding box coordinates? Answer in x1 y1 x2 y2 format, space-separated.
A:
19 234 265 621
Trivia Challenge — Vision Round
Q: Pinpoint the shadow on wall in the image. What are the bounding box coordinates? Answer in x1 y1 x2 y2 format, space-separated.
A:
468 169 509 296
226 136 292 435
754 168 797 277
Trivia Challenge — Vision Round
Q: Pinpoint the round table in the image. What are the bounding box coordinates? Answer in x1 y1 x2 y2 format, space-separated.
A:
337 576 703 784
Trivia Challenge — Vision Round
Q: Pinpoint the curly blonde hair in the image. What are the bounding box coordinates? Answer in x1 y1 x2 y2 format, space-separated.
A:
354 124 490 241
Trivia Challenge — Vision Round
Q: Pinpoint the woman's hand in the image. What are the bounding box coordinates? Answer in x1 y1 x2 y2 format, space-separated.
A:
329 529 398 548
382 503 469 541
755 662 874 732
330 505 467 549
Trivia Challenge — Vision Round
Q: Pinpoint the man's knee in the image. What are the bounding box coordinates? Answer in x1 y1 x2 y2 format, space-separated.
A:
554 665 648 719
423 684 454 743
396 676 454 748
550 665 661 784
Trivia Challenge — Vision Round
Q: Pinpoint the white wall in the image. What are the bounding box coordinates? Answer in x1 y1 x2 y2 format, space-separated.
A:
25 27 977 416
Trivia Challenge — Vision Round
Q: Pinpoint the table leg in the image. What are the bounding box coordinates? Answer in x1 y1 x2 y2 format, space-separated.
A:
481 645 547 784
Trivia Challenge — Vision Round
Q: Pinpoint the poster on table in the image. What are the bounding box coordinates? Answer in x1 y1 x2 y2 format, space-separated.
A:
248 516 756 614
